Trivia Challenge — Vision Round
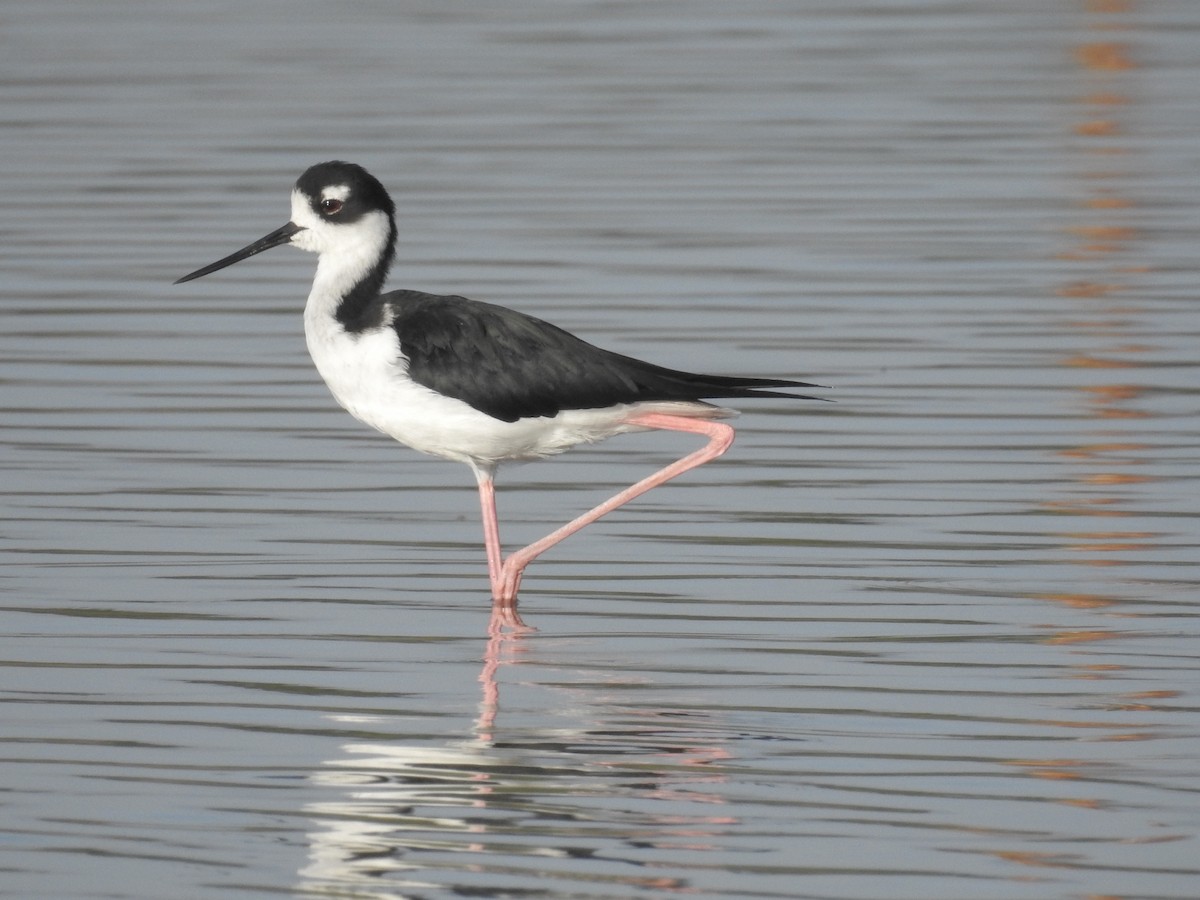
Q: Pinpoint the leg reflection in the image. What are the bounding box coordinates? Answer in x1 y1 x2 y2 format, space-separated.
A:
477 602 535 737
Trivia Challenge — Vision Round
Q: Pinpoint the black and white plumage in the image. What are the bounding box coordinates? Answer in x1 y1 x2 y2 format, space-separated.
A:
388 291 810 424
177 161 821 611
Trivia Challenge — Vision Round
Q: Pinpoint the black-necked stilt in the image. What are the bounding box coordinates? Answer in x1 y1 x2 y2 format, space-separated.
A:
176 161 821 607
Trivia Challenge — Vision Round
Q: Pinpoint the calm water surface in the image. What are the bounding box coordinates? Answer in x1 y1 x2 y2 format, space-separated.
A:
3 1 1199 898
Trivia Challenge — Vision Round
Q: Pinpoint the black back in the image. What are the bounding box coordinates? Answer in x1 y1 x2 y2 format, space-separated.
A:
380 290 820 422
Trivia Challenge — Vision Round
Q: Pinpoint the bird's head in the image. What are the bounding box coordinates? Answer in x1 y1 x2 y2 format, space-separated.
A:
175 160 396 285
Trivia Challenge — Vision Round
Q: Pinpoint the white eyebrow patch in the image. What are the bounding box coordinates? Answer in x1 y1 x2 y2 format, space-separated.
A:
321 184 351 202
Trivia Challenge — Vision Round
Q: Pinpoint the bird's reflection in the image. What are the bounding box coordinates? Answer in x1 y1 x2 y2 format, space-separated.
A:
296 604 734 896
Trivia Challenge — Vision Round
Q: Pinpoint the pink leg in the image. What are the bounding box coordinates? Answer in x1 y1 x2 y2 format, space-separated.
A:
476 474 504 589
483 413 735 605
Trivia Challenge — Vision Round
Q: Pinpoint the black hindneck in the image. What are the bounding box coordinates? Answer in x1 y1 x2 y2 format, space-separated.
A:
334 220 398 333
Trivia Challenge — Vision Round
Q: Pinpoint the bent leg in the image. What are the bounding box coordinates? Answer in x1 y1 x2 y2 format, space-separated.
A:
492 413 735 604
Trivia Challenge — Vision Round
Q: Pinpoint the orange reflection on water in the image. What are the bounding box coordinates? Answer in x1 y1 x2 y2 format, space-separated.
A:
1039 629 1120 645
992 849 1083 868
1060 798 1105 810
1067 664 1125 679
1059 353 1134 369
1082 384 1142 401
1083 90 1128 107
1056 281 1123 298
1074 119 1121 136
1075 41 1135 70
1080 473 1149 485
1039 497 1128 517
1084 193 1132 208
1055 441 1145 459
1085 0 1133 14
1032 592 1118 609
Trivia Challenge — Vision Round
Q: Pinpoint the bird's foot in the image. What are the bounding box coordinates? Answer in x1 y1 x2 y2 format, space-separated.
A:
491 561 525 607
488 601 536 634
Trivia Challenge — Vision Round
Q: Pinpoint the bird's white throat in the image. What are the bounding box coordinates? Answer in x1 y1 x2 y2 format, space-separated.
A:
291 190 393 322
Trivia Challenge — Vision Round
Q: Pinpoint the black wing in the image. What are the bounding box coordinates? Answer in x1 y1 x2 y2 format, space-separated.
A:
385 290 821 423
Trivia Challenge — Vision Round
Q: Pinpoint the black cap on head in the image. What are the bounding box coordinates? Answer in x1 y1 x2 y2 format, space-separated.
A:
295 160 396 222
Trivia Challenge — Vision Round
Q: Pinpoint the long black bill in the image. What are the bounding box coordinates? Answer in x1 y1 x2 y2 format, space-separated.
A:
174 221 305 284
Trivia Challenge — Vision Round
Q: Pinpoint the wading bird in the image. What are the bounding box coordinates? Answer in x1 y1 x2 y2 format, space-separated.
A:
177 161 820 607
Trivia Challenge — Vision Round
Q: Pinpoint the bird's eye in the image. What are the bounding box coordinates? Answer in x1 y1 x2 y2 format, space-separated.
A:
320 198 343 215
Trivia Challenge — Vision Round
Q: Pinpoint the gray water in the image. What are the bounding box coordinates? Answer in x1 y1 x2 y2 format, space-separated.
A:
3 1 1199 898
